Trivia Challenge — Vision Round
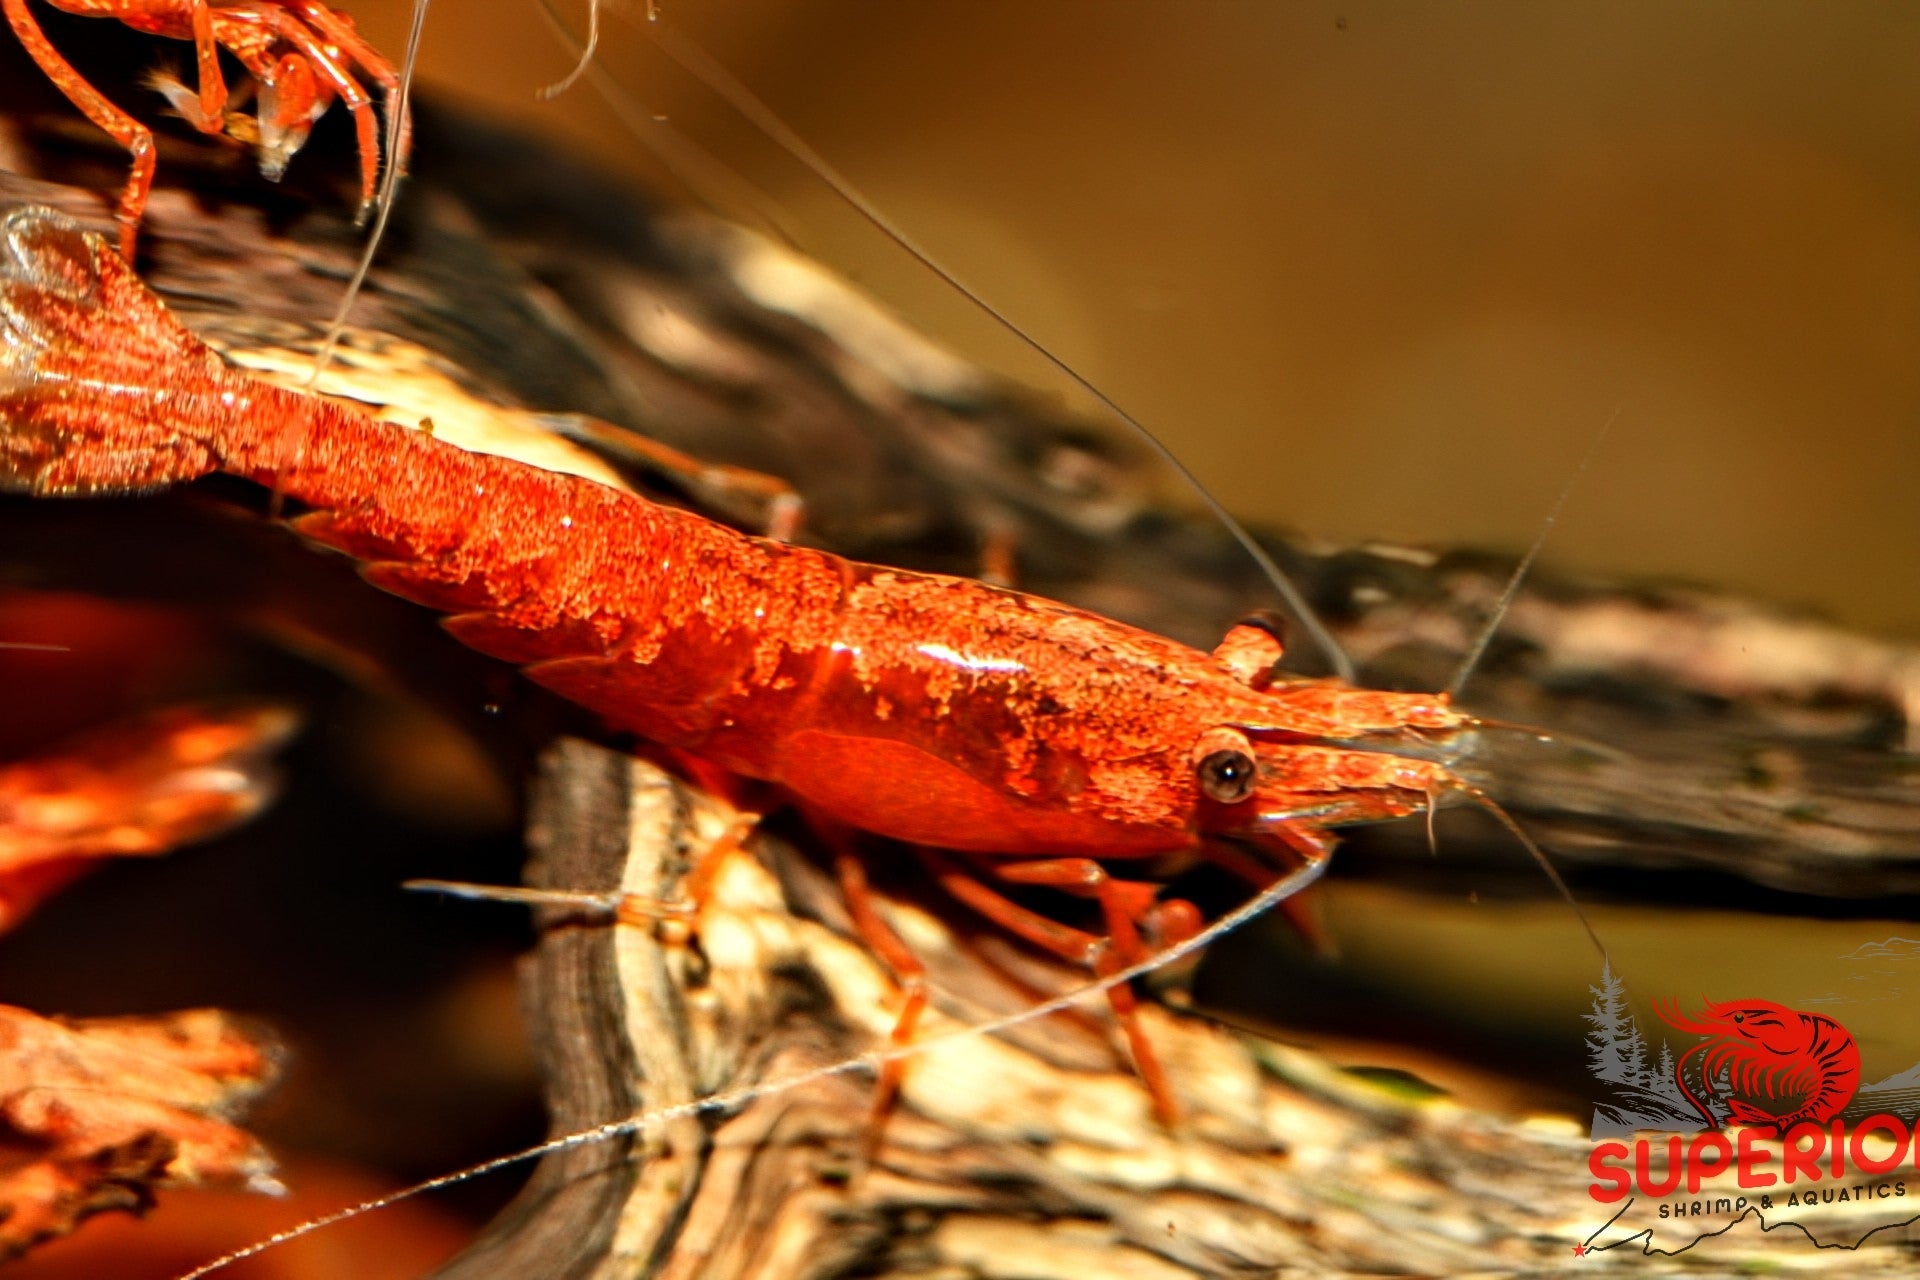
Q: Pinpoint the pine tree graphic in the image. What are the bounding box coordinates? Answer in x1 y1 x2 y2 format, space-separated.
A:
1585 961 1636 1085
1585 962 1703 1136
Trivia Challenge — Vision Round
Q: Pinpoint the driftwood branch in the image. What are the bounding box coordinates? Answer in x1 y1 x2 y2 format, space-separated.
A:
448 741 1920 1276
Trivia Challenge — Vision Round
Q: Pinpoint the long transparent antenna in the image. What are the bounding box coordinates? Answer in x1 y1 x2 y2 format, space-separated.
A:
530 0 809 248
172 850 1329 1279
637 17 1355 683
537 0 605 100
271 0 429 517
1456 779 1609 966
1447 407 1616 700
301 0 425 391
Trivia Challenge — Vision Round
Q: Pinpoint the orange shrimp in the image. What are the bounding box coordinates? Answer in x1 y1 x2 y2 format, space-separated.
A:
3 0 405 258
0 204 1489 1123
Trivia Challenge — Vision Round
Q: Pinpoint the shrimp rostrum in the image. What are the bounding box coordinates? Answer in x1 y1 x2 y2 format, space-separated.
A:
0 206 1479 1121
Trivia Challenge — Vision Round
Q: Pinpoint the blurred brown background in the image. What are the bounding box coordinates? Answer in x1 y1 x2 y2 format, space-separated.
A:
343 0 1920 641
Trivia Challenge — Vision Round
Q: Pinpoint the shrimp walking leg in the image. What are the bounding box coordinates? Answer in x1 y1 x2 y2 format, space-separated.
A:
5 0 403 254
68 0 230 130
541 413 809 540
2 0 156 258
917 848 1182 1124
989 857 1186 1124
830 844 928 1134
278 0 407 187
1199 835 1333 954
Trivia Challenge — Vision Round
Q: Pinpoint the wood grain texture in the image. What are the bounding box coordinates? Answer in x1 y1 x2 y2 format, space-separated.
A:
452 742 1919 1276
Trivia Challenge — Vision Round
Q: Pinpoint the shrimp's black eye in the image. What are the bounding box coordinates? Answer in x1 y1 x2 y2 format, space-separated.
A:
1192 726 1259 804
1197 748 1257 804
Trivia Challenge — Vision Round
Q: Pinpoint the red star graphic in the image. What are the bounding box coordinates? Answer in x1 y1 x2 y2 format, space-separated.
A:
1571 1242 1589 1257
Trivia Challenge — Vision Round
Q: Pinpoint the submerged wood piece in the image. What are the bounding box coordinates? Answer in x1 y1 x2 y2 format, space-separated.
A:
0 702 296 933
0 1006 279 1260
444 741 1916 1277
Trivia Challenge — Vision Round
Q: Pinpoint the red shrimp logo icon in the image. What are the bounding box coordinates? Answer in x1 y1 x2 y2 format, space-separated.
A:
1653 998 1861 1136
